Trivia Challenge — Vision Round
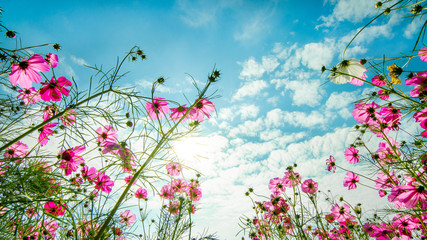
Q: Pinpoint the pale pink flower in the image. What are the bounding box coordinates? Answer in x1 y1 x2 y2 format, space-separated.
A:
331 203 352 223
166 162 182 176
301 179 318 194
380 106 402 126
349 72 367 86
58 145 85 176
170 104 189 121
168 201 181 216
9 54 50 88
343 172 359 190
94 172 114 193
42 104 59 121
146 97 170 120
17 87 41 104
38 123 58 146
283 171 301 187
419 47 427 62
187 187 202 201
390 181 427 209
96 125 118 146
171 178 188 193
119 210 136 227
135 188 148 199
344 147 359 164
102 143 136 172
326 155 336 173
268 177 286 194
45 53 58 68
39 76 72 102
60 109 77 126
375 170 399 190
160 184 174 200
4 141 28 161
189 98 215 122
38 219 59 239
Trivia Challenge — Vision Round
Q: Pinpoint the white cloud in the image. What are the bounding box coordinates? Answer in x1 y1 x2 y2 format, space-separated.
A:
325 91 358 110
404 16 425 39
283 111 329 128
317 0 379 28
70 55 88 66
282 79 325 107
218 104 260 121
135 79 171 93
300 38 336 70
232 80 268 101
228 118 264 137
239 56 279 79
176 0 236 27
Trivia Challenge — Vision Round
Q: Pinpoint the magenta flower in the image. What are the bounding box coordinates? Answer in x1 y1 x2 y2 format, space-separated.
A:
146 97 170 120
268 177 286 194
170 104 189 121
301 179 318 194
81 166 97 182
38 123 58 146
42 104 59 121
371 75 387 86
343 172 359 190
44 201 66 217
102 143 136 172
39 76 72 102
4 141 28 161
94 172 114 193
349 72 367 86
17 87 41 105
58 145 85 176
9 54 50 88
419 47 427 62
380 106 402 126
171 178 188 193
331 203 352 223
326 155 336 173
45 53 59 68
189 98 215 122
166 162 182 176
352 101 381 124
378 90 389 100
390 181 427 209
96 125 118 146
135 188 148 199
38 220 59 239
119 210 136 227
124 175 134 185
344 147 359 164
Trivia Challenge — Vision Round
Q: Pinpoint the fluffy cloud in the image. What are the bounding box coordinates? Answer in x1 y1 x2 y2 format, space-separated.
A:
239 56 279 79
299 38 336 70
232 80 269 101
281 79 326 107
265 108 329 129
218 104 260 121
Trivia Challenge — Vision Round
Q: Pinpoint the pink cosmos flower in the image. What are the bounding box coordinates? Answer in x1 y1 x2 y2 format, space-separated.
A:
268 177 286 194
4 141 28 161
160 184 174 200
166 162 182 176
94 172 114 194
380 106 402 126
378 90 389 100
170 105 189 121
189 98 215 122
379 189 387 197
60 109 77 126
9 54 50 88
331 203 352 223
39 76 72 102
343 172 359 190
349 72 367 86
392 214 418 237
102 143 136 172
42 104 59 121
168 201 181 216
344 147 359 164
283 171 301 187
419 47 427 62
96 125 118 146
25 207 37 218
17 87 41 104
146 97 170 120
171 178 188 193
124 175 134 185
187 187 202 201
38 219 59 239
352 101 381 124
375 170 398 190
372 75 387 86
58 145 85 176
301 179 318 194
326 155 336 173
77 219 99 237
45 53 58 68
81 166 97 182
390 181 427 209
44 201 66 217
38 123 58 146
135 188 148 199
119 210 136 227
375 139 401 165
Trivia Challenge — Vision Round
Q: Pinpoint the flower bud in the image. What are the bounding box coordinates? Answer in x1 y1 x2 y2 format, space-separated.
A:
375 1 382 8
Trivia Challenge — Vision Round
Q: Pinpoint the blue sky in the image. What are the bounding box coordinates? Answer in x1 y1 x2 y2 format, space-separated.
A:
2 0 426 239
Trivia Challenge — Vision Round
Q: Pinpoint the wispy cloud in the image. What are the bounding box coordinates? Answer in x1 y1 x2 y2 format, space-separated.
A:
232 80 268 101
70 55 88 66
